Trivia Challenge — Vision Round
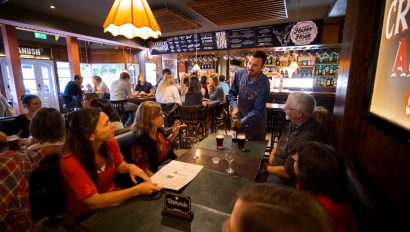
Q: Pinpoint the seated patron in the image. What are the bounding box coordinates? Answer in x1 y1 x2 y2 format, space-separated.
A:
130 101 181 176
59 108 161 220
13 95 42 138
0 147 59 231
294 142 357 232
27 108 65 151
207 74 225 104
184 75 204 106
223 183 336 232
63 74 83 108
200 76 209 98
82 93 99 109
90 98 124 131
155 74 182 106
134 73 154 96
219 75 230 96
267 92 328 185
110 72 138 125
92 75 110 94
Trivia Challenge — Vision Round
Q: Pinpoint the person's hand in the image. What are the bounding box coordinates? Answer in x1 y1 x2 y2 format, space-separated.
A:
144 169 154 177
134 182 162 195
140 92 146 96
231 108 239 118
233 119 241 128
128 164 151 184
171 120 181 137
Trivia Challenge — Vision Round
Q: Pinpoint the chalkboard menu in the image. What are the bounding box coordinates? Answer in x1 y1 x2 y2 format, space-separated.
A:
149 20 323 55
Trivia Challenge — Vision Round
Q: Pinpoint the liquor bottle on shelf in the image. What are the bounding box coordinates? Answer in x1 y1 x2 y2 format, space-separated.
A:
329 52 334 62
276 57 281 66
326 77 331 86
284 70 288 78
330 78 335 86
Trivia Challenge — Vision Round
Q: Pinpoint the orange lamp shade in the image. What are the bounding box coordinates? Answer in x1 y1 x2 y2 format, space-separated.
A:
103 0 161 40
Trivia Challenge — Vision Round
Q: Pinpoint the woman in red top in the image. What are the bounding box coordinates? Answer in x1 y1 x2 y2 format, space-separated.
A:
293 141 357 232
59 108 161 220
130 101 181 176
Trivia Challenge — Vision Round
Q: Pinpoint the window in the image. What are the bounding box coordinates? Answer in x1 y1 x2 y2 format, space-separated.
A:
56 62 71 93
56 62 126 93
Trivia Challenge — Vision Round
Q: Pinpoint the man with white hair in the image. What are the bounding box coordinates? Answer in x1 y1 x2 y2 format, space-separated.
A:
266 92 328 185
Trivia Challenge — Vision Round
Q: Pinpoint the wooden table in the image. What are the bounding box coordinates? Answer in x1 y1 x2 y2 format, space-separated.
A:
82 168 251 232
178 134 268 181
128 96 156 104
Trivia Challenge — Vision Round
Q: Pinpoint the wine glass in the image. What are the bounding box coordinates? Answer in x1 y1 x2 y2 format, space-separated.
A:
191 137 199 160
225 151 234 174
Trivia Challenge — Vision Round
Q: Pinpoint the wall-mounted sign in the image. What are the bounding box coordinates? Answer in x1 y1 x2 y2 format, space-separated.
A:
0 45 53 60
290 21 318 45
34 32 47 40
367 0 410 144
148 20 323 55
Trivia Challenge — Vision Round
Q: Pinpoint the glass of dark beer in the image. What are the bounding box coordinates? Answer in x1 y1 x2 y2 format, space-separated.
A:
216 131 224 150
237 133 246 151
7 135 20 151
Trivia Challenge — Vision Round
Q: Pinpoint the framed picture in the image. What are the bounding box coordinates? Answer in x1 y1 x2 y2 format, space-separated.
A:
162 59 177 77
365 0 410 145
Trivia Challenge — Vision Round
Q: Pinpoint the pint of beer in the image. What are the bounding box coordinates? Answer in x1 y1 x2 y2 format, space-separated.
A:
216 134 224 149
7 135 20 151
237 133 246 150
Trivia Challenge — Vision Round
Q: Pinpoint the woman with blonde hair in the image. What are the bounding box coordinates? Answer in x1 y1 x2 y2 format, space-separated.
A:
130 101 181 176
155 74 182 105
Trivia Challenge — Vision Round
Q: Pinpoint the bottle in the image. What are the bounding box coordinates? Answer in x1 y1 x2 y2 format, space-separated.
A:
326 78 331 86
330 78 335 86
276 57 281 66
232 121 238 142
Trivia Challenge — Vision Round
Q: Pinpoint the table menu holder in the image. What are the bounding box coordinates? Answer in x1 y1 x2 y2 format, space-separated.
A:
162 192 194 221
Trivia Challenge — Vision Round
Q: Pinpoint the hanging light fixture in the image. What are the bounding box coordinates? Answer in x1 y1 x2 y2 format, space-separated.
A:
84 41 91 74
192 23 201 71
128 48 135 71
103 0 161 40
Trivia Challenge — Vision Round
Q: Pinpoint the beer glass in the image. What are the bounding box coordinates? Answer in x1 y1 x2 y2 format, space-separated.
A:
225 151 234 174
216 130 224 150
237 133 246 151
191 137 199 160
6 135 20 151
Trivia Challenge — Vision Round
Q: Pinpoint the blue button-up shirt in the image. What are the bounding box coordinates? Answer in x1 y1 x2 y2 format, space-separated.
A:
228 68 270 140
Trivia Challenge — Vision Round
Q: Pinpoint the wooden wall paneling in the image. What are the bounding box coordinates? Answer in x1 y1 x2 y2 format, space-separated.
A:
321 24 342 44
331 0 410 229
1 24 25 113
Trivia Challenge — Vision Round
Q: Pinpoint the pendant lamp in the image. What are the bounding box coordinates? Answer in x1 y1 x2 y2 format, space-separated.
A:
103 0 161 40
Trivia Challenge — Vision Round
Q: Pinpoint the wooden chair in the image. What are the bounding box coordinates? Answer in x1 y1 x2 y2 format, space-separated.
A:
214 102 229 134
110 100 129 125
265 109 289 151
178 105 204 148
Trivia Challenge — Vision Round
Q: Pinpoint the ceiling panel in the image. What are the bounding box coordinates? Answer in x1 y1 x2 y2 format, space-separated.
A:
188 0 287 26
153 8 200 33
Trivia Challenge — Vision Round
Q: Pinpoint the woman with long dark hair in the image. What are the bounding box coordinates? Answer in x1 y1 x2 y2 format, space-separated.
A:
294 142 357 232
60 108 161 220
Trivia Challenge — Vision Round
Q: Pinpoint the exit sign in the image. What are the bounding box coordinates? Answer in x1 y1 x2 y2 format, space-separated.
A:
34 32 47 40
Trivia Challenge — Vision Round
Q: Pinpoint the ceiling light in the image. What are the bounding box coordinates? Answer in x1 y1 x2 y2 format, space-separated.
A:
103 0 161 40
49 5 55 9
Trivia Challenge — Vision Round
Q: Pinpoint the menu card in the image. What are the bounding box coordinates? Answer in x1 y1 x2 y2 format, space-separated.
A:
150 160 204 191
